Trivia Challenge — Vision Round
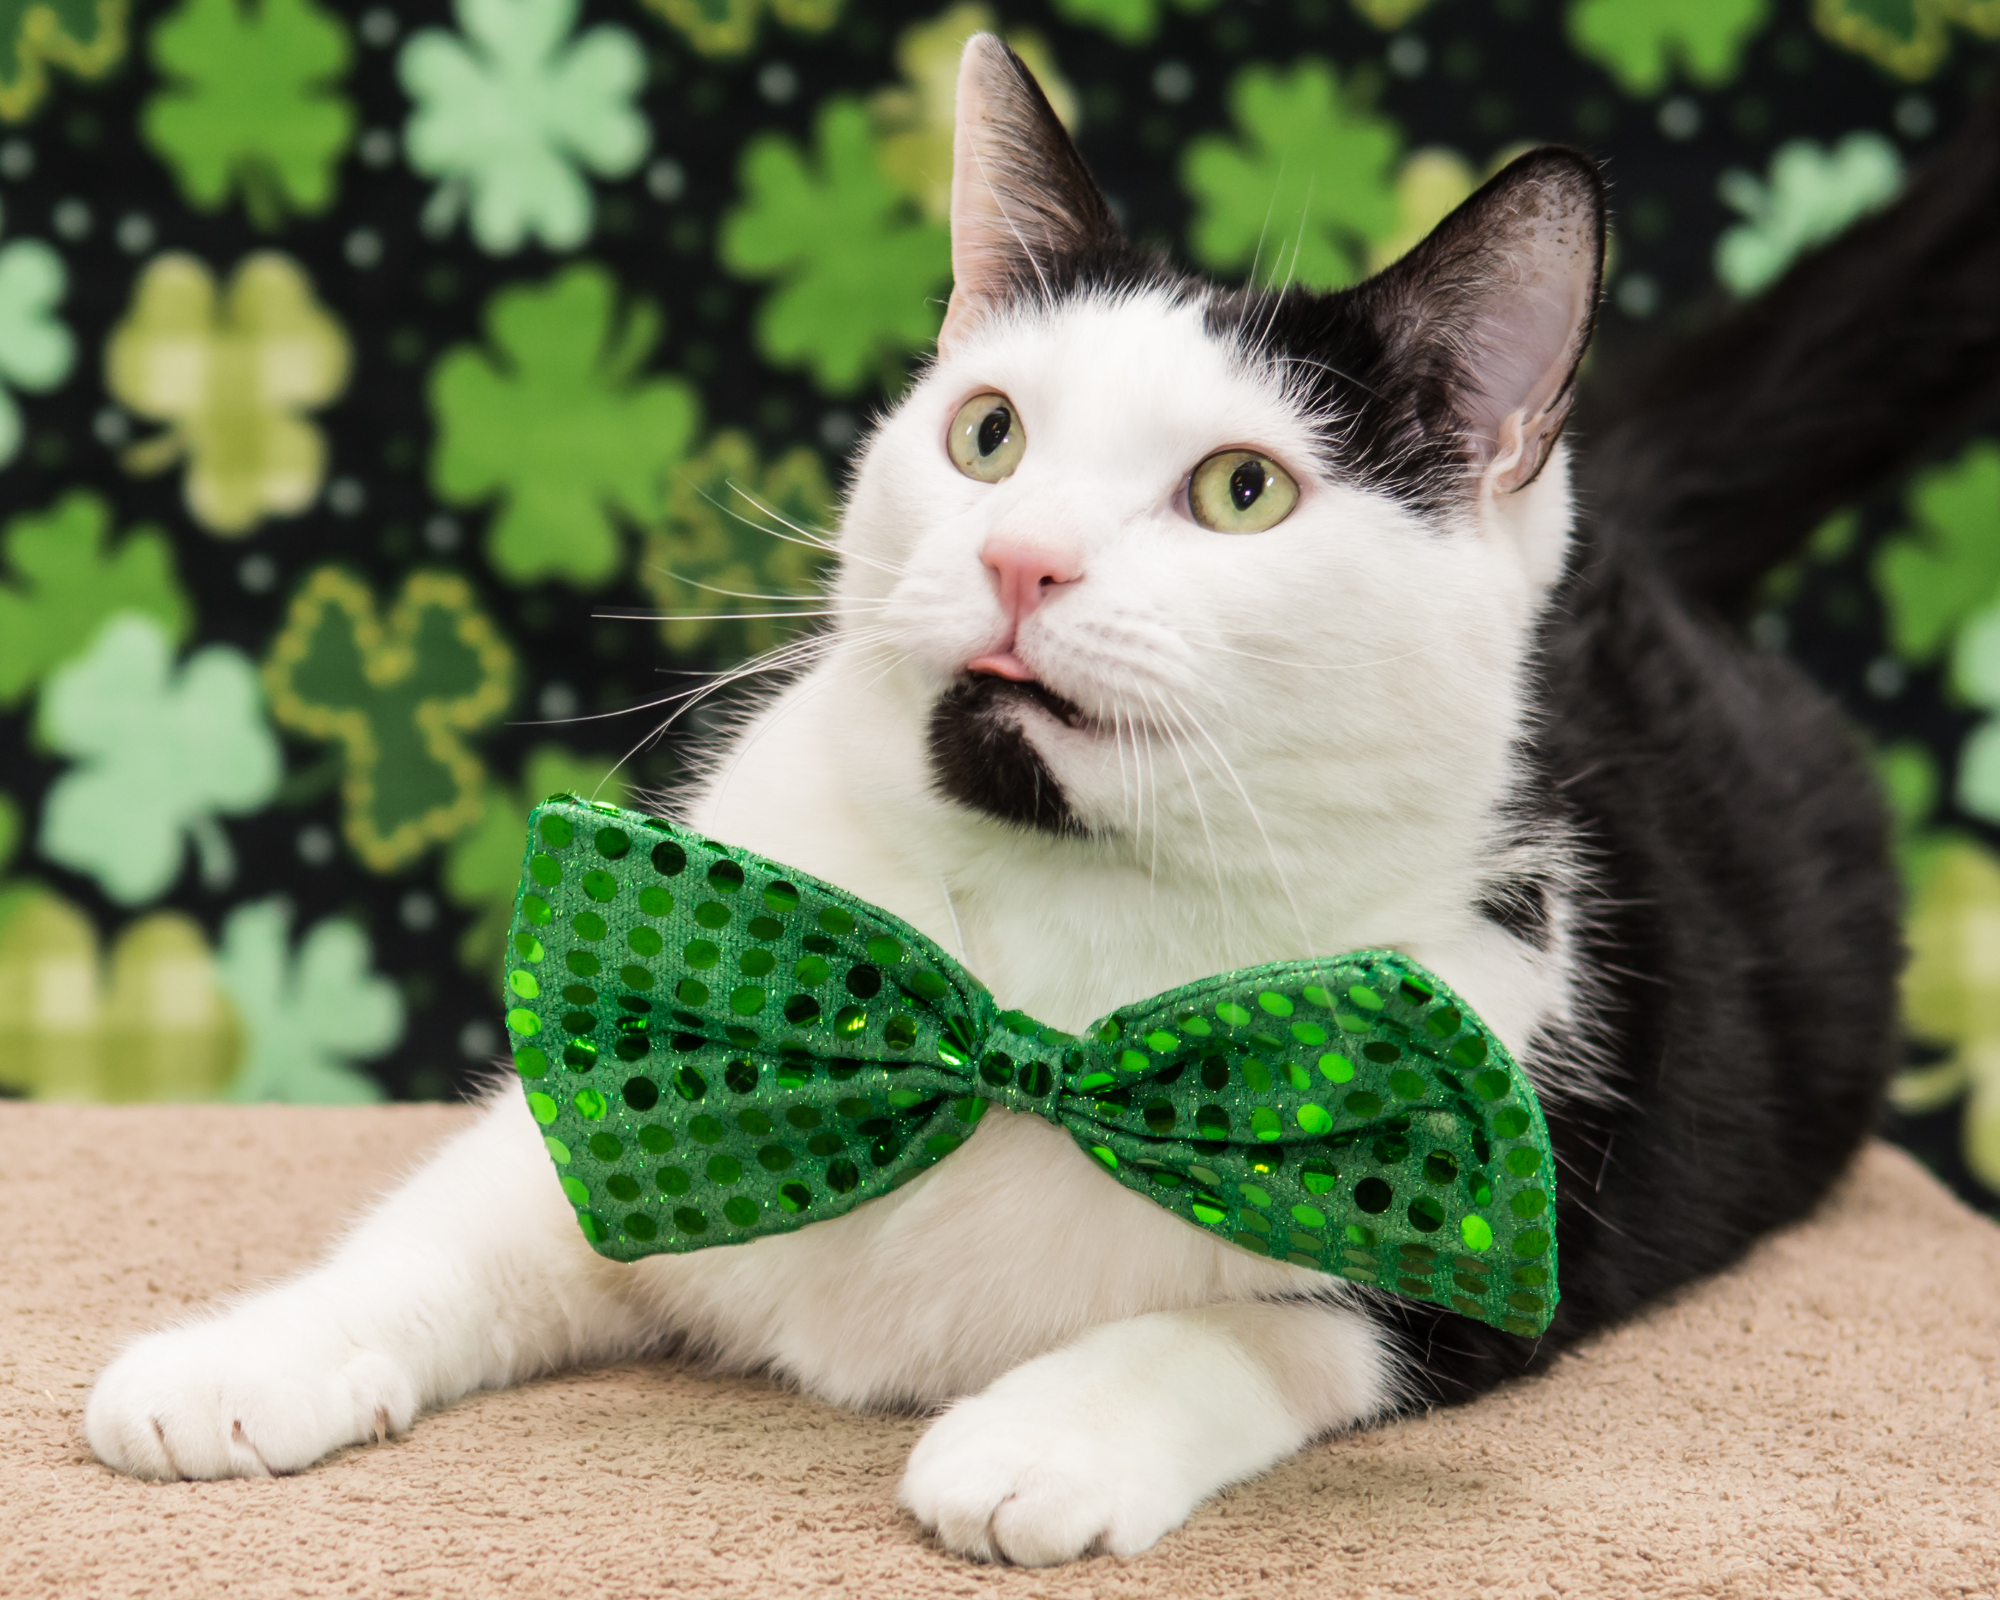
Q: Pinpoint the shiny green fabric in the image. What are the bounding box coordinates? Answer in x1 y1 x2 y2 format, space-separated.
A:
502 795 1559 1336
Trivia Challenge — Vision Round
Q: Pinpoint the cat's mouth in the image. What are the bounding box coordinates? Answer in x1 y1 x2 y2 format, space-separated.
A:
964 670 1088 729
925 674 1090 835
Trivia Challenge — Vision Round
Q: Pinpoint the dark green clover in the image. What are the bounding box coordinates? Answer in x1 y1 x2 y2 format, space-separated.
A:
501 796 1559 1337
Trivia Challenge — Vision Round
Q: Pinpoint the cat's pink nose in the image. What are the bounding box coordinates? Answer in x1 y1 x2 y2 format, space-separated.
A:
983 539 1080 626
968 540 1080 680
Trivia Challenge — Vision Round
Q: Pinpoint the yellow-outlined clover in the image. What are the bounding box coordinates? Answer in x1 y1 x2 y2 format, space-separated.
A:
264 567 514 873
641 0 838 59
0 0 127 123
1814 0 2000 83
637 428 832 662
105 251 351 536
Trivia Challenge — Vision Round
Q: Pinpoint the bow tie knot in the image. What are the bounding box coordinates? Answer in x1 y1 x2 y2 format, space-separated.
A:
503 798 1559 1338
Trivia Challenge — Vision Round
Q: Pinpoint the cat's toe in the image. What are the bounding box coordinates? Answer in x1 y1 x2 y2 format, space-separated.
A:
85 1322 418 1482
899 1394 1185 1565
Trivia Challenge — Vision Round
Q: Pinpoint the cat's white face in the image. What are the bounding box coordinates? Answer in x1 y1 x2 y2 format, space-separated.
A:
829 286 1571 876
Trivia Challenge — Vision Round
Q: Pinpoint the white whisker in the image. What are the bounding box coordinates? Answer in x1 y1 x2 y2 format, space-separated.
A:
1166 687 1314 955
594 607 872 624
630 568 884 607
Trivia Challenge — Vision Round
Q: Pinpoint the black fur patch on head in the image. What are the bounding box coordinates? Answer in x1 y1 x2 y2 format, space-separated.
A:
952 51 1603 520
1208 148 1605 520
1207 284 1470 518
928 676 1084 835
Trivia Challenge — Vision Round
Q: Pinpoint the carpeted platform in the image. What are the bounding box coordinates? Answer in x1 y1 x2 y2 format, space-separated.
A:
4 1106 1997 1598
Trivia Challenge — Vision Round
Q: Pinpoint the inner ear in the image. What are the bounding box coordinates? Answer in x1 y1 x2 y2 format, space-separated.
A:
1372 148 1605 496
939 35 1120 351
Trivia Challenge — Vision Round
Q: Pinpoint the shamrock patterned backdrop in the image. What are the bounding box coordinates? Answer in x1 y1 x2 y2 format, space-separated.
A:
0 0 1997 1215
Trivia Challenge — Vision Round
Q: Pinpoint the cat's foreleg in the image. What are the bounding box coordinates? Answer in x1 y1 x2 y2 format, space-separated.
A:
898 1298 1397 1565
85 1093 655 1480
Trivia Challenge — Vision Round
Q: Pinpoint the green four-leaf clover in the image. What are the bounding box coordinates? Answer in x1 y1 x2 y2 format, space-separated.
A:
0 490 190 707
1874 440 2000 667
142 0 356 227
721 96 951 393
429 263 699 586
1566 0 1770 97
1183 60 1401 292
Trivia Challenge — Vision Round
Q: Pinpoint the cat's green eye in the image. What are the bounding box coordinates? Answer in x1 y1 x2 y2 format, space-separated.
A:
947 392 1026 482
1189 449 1300 533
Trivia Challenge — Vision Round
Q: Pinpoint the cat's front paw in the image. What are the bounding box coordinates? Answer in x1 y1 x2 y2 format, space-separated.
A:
899 1386 1197 1565
85 1318 418 1481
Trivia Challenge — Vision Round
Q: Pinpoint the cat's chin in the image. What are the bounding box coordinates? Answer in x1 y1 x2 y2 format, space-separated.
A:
926 673 1092 837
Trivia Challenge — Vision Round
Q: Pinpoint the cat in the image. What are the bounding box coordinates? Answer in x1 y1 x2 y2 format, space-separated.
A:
85 38 2000 1566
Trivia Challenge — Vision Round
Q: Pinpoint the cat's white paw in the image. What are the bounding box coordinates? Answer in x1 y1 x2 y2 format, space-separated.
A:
899 1386 1197 1565
85 1318 418 1481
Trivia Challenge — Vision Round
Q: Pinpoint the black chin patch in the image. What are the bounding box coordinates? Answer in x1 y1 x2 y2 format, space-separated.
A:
927 676 1085 836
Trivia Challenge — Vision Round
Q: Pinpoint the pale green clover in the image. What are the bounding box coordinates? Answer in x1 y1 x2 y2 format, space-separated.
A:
1873 439 2000 666
444 744 628 976
720 97 951 393
142 0 355 229
37 613 281 905
1183 60 1401 292
400 0 649 255
1715 133 1902 297
1567 0 1770 96
429 263 699 586
0 203 75 468
0 490 190 707
217 897 400 1103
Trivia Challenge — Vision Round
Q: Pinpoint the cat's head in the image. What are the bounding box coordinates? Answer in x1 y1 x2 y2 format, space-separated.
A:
827 37 1603 877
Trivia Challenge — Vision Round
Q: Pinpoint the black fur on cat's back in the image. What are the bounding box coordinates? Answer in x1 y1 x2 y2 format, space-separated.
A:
1385 521 1903 1404
928 41 1997 1404
1383 96 2000 1405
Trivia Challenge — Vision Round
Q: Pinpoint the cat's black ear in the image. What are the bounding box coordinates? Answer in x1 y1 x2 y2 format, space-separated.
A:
1371 148 1604 495
939 35 1120 351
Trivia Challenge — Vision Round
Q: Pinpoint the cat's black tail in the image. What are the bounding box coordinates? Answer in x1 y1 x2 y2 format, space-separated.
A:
1579 90 2000 614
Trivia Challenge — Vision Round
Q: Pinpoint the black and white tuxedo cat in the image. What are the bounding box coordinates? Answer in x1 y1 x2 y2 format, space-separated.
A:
88 37 2000 1567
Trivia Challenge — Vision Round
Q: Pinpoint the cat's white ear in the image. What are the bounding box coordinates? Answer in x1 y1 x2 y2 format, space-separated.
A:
939 35 1118 353
1377 149 1605 496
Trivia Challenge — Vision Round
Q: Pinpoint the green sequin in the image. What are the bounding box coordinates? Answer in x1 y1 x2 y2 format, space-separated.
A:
501 797 1560 1337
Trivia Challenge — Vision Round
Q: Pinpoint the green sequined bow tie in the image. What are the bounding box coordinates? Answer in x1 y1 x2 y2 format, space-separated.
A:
501 796 1559 1337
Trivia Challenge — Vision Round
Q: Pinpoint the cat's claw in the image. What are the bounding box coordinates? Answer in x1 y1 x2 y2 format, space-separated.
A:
85 1321 417 1482
899 1388 1193 1565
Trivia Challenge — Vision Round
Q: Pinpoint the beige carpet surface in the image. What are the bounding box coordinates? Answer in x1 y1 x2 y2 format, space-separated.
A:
3 1106 1998 1599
